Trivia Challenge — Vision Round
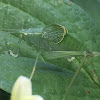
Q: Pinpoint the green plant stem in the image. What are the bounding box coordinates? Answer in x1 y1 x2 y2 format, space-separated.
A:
62 55 87 100
30 52 41 80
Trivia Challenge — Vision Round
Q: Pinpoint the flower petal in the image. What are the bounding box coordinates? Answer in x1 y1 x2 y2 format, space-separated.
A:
11 76 32 100
21 95 44 100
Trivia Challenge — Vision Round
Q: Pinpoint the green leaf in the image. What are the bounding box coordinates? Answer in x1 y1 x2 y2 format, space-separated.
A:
0 0 100 100
71 0 100 25
0 53 100 100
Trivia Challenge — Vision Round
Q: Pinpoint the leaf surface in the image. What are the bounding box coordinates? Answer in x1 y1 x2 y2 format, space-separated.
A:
0 0 100 100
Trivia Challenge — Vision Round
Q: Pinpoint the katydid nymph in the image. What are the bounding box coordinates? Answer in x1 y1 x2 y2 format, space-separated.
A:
1 24 100 100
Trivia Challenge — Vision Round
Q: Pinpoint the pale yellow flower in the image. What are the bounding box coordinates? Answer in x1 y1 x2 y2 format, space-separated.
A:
11 76 44 100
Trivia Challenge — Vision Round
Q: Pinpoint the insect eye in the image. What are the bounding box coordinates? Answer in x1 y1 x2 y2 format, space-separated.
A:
24 33 28 36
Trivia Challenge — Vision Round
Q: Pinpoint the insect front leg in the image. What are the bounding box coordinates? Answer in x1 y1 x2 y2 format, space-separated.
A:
0 39 9 55
30 51 41 80
8 34 23 57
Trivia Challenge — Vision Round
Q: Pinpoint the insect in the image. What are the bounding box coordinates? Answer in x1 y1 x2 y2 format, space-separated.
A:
1 24 100 100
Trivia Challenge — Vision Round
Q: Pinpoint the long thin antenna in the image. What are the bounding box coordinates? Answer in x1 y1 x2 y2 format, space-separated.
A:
62 54 87 100
30 52 41 80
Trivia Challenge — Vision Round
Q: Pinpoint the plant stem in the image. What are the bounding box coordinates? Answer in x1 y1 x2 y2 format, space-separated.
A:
62 55 87 100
